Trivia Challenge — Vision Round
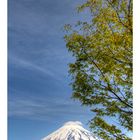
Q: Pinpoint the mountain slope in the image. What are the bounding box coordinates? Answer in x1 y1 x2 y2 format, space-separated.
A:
42 121 97 140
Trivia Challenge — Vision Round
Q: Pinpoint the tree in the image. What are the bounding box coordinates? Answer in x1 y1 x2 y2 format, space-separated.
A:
64 0 132 139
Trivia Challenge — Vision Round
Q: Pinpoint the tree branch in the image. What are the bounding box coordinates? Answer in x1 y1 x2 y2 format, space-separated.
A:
105 0 132 34
80 45 133 108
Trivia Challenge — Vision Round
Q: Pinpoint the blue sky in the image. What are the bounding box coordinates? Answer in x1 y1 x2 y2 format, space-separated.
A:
8 0 93 140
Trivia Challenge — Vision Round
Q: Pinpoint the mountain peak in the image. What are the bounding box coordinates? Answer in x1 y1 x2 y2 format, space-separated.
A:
64 121 83 126
42 121 97 140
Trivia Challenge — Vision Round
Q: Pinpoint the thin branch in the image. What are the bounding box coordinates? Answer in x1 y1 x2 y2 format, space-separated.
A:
100 12 132 66
106 45 132 67
80 45 133 108
128 0 132 17
105 0 132 34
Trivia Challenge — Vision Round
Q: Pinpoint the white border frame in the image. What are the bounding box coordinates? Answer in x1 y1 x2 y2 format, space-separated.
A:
0 0 7 139
133 0 140 139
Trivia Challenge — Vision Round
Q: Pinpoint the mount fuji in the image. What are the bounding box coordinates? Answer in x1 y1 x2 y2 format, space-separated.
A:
42 121 97 140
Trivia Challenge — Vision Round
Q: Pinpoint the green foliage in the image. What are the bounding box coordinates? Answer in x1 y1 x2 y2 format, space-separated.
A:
64 0 132 139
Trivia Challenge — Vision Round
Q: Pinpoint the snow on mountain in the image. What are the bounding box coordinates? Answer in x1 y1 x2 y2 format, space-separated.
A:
42 121 97 140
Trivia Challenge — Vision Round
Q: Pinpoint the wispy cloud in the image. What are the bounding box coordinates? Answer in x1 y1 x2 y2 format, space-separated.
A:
10 55 55 77
9 95 92 121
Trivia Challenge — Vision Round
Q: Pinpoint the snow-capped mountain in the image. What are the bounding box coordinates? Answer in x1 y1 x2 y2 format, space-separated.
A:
42 121 97 140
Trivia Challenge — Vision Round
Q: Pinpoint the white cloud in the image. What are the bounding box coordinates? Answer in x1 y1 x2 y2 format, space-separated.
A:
9 95 92 121
9 55 57 78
